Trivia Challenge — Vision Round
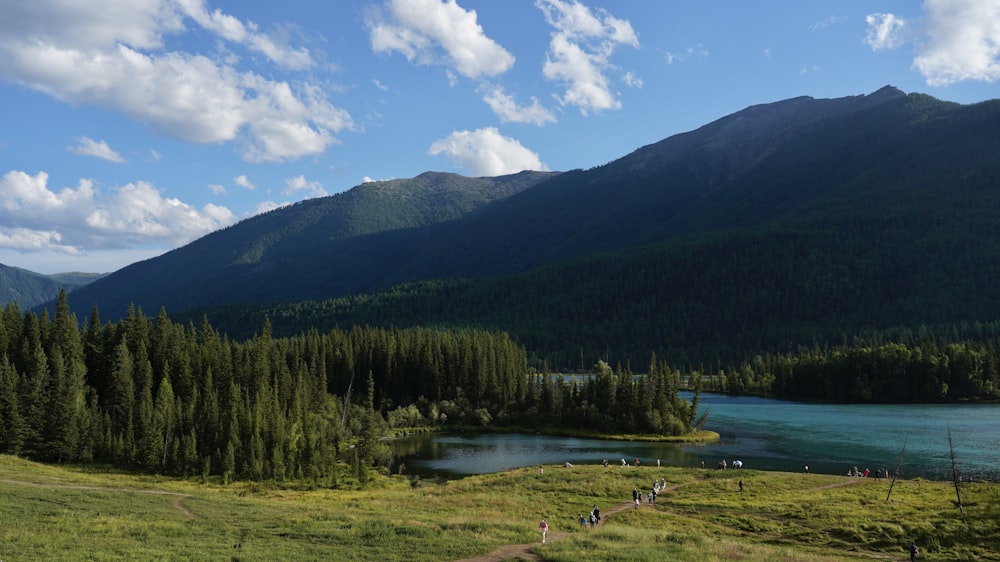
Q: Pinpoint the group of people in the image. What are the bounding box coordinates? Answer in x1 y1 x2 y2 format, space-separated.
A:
578 505 601 528
711 458 744 470
604 456 663 468
632 478 669 508
847 465 889 479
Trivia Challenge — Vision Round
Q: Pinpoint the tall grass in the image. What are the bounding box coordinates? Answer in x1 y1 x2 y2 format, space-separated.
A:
1 455 996 561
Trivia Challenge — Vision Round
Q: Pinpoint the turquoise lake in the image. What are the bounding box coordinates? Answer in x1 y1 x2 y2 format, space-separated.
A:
391 393 1000 481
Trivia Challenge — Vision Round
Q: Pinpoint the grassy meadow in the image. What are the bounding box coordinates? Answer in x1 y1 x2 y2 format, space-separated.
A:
1 454 997 561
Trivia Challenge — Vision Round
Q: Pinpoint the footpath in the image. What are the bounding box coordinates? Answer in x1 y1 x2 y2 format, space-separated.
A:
456 485 682 562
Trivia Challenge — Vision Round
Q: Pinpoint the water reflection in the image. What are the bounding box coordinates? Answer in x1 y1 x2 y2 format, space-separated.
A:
391 393 1000 481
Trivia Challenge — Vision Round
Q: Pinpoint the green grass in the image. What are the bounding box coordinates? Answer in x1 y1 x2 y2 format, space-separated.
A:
1 455 997 561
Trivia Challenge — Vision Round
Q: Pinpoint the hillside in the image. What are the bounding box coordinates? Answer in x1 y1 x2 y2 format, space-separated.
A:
181 88 1000 371
2 456 997 561
59 170 557 318
45 86 1000 372
0 263 103 309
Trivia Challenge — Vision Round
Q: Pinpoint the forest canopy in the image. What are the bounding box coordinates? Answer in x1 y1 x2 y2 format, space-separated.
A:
0 292 699 482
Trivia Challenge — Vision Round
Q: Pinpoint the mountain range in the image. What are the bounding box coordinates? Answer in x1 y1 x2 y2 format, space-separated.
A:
18 85 1000 369
0 264 104 310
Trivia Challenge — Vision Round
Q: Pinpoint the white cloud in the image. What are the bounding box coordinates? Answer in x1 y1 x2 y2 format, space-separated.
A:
913 0 1000 86
208 183 226 195
535 0 639 114
429 128 548 176
283 175 327 198
864 13 907 52
0 1 183 53
234 174 256 190
0 169 236 254
250 200 291 216
368 0 515 79
809 15 846 32
481 84 557 125
664 44 708 65
176 0 314 70
622 71 642 88
68 137 126 163
0 0 352 163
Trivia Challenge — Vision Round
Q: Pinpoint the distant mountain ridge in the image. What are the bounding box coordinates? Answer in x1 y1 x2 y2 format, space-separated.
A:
58 170 558 317
0 264 104 309
35 86 1000 369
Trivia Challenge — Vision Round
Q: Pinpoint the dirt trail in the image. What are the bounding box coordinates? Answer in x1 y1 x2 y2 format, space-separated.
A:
0 478 197 519
456 485 682 562
454 500 634 562
806 477 869 492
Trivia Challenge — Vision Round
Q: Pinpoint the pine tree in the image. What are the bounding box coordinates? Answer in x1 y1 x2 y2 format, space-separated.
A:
0 356 25 453
153 373 175 469
109 340 136 463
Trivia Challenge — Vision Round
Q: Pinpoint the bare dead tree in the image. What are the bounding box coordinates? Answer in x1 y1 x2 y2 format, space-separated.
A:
948 425 967 525
886 437 907 502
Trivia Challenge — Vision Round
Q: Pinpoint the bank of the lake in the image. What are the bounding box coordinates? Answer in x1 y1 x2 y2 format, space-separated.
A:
393 393 1000 481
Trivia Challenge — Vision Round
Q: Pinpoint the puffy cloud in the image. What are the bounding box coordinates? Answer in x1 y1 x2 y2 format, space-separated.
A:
0 0 183 53
234 175 256 190
68 137 126 163
251 200 291 216
283 175 328 198
913 0 1000 85
0 169 236 254
481 84 557 125
0 228 81 256
368 0 515 79
535 0 638 114
0 0 351 162
175 0 314 70
429 128 548 176
864 13 907 52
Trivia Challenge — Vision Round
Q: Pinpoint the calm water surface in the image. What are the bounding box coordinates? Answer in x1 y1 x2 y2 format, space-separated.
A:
392 393 1000 481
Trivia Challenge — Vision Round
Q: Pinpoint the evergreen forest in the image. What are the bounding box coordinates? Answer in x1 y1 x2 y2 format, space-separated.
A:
0 292 699 480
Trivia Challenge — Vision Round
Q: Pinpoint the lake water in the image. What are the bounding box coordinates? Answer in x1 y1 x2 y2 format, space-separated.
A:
391 393 1000 481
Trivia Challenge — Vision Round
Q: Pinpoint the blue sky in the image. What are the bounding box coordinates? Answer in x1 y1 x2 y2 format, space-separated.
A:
1 0 998 274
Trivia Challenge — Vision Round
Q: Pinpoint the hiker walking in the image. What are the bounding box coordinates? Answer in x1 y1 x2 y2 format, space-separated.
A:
539 518 548 543
909 541 918 561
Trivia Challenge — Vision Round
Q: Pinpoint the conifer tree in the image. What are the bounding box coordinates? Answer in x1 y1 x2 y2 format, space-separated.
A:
0 356 25 453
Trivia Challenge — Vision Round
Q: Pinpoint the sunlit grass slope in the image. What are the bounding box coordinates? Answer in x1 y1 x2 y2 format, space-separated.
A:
1 455 997 561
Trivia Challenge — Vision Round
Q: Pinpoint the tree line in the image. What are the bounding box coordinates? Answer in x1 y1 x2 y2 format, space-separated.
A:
703 335 1000 403
0 292 698 482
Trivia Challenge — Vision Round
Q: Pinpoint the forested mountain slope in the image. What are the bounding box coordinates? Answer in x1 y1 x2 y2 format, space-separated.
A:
0 263 103 309
184 89 1000 373
58 87 911 321
59 171 557 319
49 87 1000 376
389 86 910 280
